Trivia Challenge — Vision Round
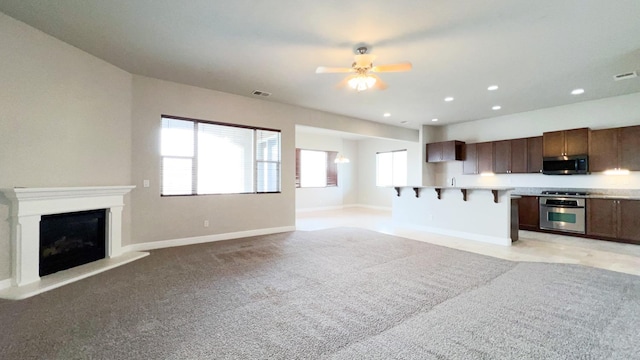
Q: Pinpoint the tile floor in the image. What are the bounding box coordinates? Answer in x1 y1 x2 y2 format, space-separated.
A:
296 207 640 276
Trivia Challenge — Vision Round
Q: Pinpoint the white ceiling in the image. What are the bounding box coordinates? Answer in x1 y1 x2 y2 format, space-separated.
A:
2 0 640 129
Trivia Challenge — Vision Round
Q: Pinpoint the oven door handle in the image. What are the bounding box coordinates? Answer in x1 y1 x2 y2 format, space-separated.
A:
540 204 585 209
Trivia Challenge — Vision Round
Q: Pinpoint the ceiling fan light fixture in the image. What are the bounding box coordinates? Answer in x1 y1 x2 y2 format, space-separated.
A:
348 74 376 91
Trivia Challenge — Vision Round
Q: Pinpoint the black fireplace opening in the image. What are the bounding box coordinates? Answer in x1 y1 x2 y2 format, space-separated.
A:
39 209 107 277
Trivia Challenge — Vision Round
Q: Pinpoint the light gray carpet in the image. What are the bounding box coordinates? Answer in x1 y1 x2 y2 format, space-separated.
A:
1 228 639 359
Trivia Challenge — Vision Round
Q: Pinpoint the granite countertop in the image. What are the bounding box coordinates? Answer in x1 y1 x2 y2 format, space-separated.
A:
512 187 640 200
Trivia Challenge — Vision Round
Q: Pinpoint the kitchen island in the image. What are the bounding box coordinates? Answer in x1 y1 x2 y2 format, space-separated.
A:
392 186 515 246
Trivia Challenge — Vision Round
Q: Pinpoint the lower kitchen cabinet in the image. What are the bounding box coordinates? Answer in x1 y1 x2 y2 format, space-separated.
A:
618 200 640 242
518 196 539 231
587 198 640 243
587 199 617 238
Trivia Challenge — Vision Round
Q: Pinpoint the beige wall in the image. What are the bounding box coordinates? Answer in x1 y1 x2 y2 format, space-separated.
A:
130 76 409 244
130 76 296 244
0 13 133 280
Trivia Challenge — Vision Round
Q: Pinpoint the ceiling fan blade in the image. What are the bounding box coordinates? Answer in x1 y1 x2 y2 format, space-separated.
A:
371 62 412 72
370 74 388 90
316 66 354 74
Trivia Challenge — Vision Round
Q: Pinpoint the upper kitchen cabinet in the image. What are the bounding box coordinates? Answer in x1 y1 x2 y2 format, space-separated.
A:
462 141 494 174
590 125 640 172
426 140 464 162
494 138 527 174
589 128 618 172
543 128 589 157
476 142 495 174
527 136 543 173
619 125 640 171
462 143 478 174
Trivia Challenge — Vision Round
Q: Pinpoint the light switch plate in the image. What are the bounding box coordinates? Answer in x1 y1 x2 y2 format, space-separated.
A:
143 180 150 188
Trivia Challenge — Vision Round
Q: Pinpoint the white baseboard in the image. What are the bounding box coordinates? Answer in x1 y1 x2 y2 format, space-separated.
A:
347 204 392 211
296 204 392 213
296 205 345 213
0 278 12 291
122 226 296 252
402 224 512 247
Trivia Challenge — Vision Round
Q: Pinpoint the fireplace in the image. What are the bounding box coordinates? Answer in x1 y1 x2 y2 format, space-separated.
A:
0 186 138 290
40 209 107 277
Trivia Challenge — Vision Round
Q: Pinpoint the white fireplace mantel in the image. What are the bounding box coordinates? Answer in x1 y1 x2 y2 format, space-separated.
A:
1 186 137 291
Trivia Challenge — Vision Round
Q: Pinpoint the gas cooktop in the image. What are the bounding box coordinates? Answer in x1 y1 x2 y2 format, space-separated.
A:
541 190 589 196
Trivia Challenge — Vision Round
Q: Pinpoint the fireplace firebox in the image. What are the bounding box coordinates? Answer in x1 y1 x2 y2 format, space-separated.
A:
39 209 107 276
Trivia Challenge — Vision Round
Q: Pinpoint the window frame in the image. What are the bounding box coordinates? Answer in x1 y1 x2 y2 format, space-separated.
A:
161 115 281 196
295 148 338 188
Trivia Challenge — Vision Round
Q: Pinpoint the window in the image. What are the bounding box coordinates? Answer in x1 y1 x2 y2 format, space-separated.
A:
161 116 281 195
295 149 338 188
376 150 407 186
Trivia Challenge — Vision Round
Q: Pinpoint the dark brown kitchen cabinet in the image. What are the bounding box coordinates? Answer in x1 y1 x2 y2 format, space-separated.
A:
462 142 497 174
494 140 510 174
462 143 478 174
426 140 464 162
527 136 543 173
587 198 617 238
476 142 494 174
590 125 640 172
619 125 640 171
511 138 528 173
518 196 539 231
587 198 640 244
543 128 589 157
589 129 617 172
618 200 640 243
494 138 527 174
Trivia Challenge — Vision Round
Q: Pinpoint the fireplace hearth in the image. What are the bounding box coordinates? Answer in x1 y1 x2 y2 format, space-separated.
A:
40 209 107 277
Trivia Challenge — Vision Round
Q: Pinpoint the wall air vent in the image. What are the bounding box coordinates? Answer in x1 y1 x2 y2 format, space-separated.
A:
613 71 637 81
251 90 272 97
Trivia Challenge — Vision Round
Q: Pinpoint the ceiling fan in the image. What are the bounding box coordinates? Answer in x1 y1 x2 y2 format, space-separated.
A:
316 46 412 91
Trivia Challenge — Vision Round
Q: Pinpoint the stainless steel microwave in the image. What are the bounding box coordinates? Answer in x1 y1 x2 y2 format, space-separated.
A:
542 155 589 175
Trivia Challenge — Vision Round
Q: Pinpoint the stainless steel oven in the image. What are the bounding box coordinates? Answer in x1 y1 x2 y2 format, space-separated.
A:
539 194 586 234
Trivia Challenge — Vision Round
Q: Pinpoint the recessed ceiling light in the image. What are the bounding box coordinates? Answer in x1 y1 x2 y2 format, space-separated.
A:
444 97 454 102
571 88 585 95
431 118 439 122
487 85 499 91
492 105 502 110
383 112 391 117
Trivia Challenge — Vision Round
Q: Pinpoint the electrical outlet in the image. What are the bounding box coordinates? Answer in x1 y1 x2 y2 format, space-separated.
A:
143 180 150 188
204 220 209 227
